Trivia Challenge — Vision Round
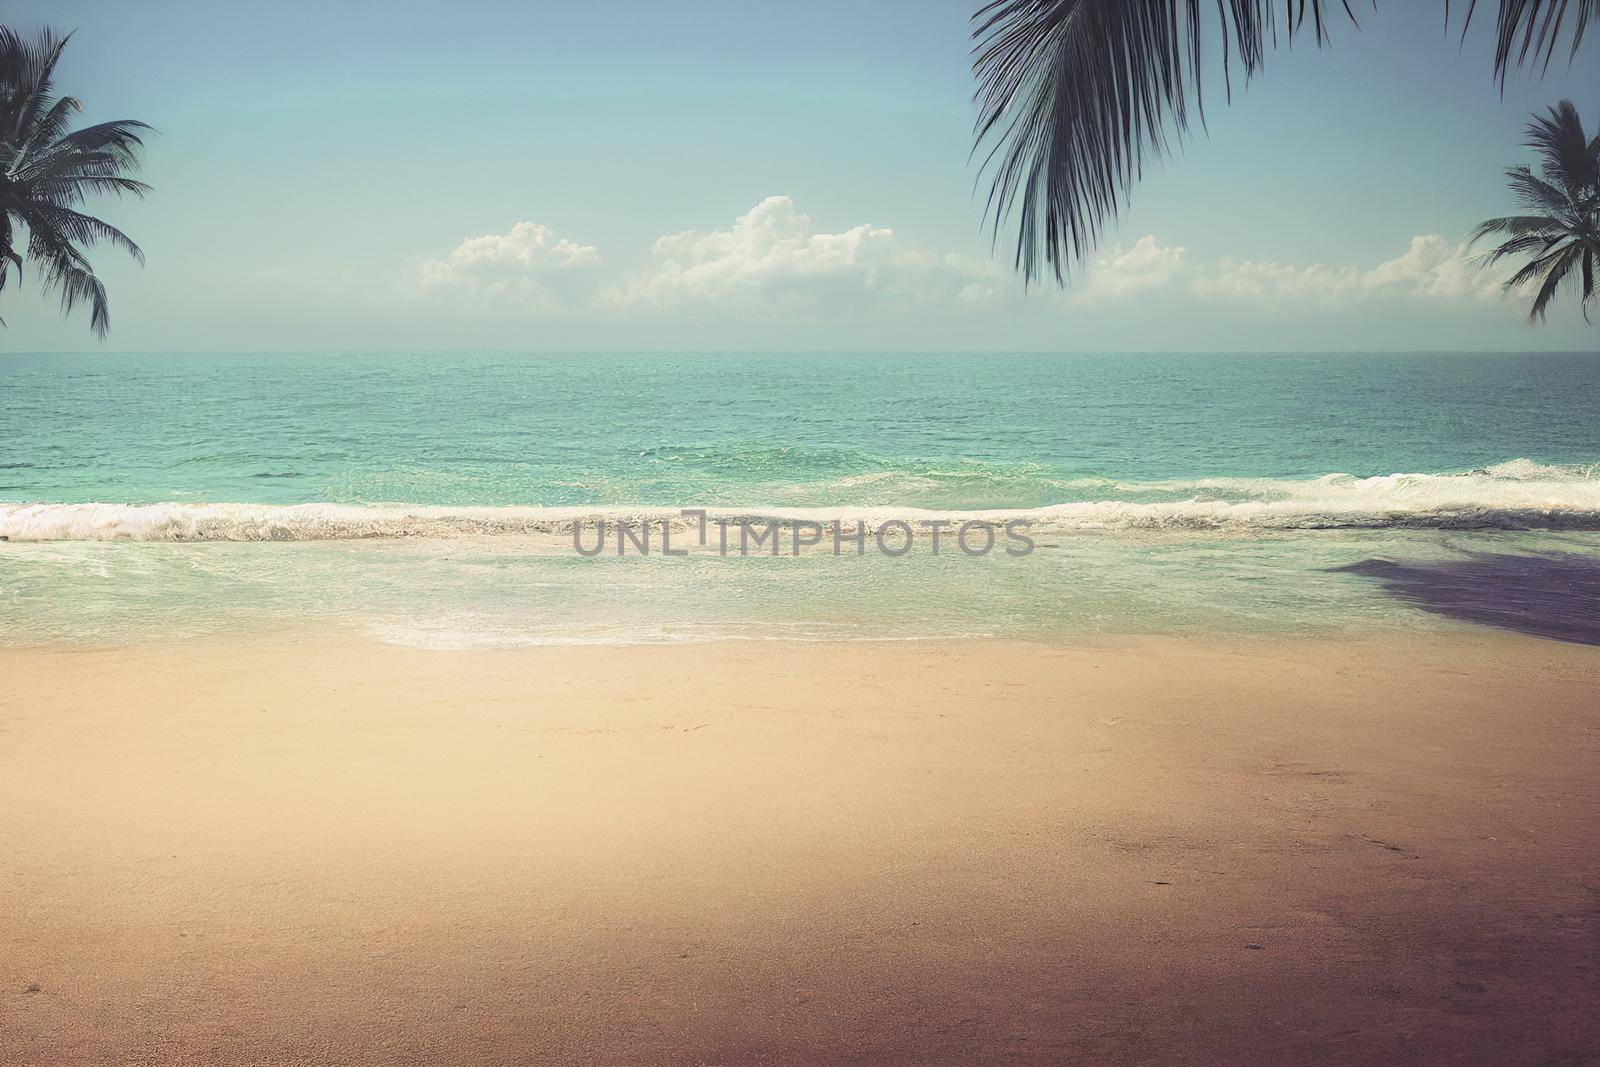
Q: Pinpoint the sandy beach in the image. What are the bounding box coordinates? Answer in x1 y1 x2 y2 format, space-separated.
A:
1 632 1595 1064
6 0 1600 1061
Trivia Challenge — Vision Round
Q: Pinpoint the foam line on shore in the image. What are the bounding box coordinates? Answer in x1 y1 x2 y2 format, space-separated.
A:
5 459 1600 541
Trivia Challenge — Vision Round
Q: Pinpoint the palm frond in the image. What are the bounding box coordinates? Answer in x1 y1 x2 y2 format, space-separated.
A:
1505 164 1578 213
30 175 154 203
1582 248 1596 318
1463 0 1600 83
51 119 152 158
22 148 149 183
16 201 145 264
0 26 69 145
1465 214 1566 244
17 92 81 159
0 211 18 292
50 260 111 337
1472 231 1566 266
971 0 1356 284
1523 99 1599 193
27 227 111 337
1517 242 1582 320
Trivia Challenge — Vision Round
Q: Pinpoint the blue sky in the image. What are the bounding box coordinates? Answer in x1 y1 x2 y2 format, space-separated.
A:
1 0 1596 351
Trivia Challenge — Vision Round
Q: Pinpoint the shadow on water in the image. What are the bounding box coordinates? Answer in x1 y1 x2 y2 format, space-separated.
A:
1333 552 1600 645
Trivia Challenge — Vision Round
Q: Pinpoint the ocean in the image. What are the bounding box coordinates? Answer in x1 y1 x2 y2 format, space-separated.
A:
3 350 1598 646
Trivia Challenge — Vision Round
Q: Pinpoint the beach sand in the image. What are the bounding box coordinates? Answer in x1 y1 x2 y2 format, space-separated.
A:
1 632 1596 1065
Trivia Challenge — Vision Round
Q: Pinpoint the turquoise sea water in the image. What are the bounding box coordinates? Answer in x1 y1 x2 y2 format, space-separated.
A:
3 351 1599 645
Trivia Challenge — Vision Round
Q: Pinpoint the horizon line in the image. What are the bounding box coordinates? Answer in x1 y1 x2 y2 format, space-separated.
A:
5 347 1600 358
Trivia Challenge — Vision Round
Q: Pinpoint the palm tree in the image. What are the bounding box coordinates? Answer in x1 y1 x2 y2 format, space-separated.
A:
1469 101 1599 321
0 26 150 337
972 0 1598 285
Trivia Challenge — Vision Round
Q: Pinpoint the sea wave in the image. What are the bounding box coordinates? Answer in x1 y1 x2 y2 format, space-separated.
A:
3 460 1599 541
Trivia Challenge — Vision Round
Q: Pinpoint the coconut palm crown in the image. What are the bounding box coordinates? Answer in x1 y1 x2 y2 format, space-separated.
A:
1469 101 1600 321
1 26 150 337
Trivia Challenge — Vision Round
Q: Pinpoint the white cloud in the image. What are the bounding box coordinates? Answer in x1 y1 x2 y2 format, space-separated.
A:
1068 236 1189 304
1190 258 1358 305
1191 235 1501 307
598 196 995 311
938 234 1190 310
411 202 1508 322
1361 234 1500 300
415 221 599 308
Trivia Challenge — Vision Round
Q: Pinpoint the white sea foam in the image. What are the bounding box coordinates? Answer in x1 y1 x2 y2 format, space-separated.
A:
4 461 1600 541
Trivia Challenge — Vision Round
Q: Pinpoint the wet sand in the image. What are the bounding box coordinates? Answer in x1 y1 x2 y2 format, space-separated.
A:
1 633 1597 1065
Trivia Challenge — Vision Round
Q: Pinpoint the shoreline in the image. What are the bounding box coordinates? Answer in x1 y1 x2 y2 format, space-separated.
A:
3 632 1597 1064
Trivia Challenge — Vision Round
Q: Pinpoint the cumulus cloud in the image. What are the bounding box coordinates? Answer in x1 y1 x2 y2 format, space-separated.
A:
1361 234 1500 300
1050 232 1500 309
598 196 995 311
1068 236 1189 304
415 221 599 307
1191 235 1501 307
412 201 1508 321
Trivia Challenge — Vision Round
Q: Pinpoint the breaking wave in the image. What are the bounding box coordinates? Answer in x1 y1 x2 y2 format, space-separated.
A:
4 460 1600 542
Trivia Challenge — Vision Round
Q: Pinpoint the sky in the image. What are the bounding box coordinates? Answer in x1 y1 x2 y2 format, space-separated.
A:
1 0 1596 352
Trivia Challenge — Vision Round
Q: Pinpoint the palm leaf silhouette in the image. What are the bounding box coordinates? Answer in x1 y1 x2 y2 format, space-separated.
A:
1 26 151 337
973 0 1597 285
